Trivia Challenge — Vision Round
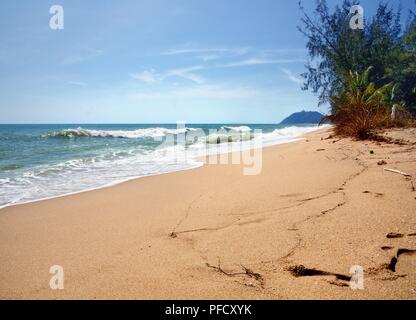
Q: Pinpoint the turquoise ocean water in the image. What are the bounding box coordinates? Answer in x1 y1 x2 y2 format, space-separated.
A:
0 124 322 207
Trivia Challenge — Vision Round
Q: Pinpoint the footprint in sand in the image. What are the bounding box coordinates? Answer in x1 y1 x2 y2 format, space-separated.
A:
381 246 393 251
362 190 384 197
387 249 416 272
386 232 404 239
381 232 416 274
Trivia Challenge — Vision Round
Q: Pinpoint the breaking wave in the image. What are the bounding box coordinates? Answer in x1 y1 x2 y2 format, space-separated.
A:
43 127 199 139
221 126 252 132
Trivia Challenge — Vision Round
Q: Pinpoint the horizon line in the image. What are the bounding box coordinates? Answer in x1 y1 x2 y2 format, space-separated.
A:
0 122 289 125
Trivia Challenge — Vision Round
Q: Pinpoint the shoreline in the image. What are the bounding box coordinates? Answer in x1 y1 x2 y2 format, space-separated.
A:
0 127 321 211
1 127 415 299
0 161 204 211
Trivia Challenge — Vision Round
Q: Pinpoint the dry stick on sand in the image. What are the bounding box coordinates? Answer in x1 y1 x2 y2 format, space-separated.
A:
384 168 412 177
206 259 264 287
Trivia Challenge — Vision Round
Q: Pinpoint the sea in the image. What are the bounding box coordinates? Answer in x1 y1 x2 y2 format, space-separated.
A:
0 123 324 208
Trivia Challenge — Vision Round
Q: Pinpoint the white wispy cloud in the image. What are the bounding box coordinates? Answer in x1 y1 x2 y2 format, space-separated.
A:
220 58 305 68
132 46 305 86
166 65 206 84
131 69 161 84
132 58 304 85
162 46 307 63
281 68 303 85
198 54 221 61
132 65 206 85
162 47 249 56
162 46 251 62
173 72 205 84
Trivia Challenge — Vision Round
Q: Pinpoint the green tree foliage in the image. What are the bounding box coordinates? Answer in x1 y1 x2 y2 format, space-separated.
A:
298 0 416 112
386 17 416 111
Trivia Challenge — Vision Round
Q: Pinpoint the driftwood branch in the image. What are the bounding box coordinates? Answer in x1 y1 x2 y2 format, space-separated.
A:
206 258 264 287
384 168 412 177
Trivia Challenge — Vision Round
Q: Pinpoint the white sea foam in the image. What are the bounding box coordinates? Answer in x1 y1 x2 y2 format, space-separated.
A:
272 126 319 137
260 125 325 147
222 126 252 132
44 127 199 139
0 124 327 208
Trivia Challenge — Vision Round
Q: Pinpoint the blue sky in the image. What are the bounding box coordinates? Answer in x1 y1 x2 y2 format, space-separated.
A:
0 0 413 123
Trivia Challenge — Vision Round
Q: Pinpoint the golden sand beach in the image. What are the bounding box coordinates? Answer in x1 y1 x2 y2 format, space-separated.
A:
1 127 415 299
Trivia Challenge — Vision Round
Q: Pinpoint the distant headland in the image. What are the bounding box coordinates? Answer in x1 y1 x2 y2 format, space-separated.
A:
280 111 325 125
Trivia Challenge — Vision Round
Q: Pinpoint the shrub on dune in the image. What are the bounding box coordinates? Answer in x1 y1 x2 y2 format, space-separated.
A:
320 67 414 139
